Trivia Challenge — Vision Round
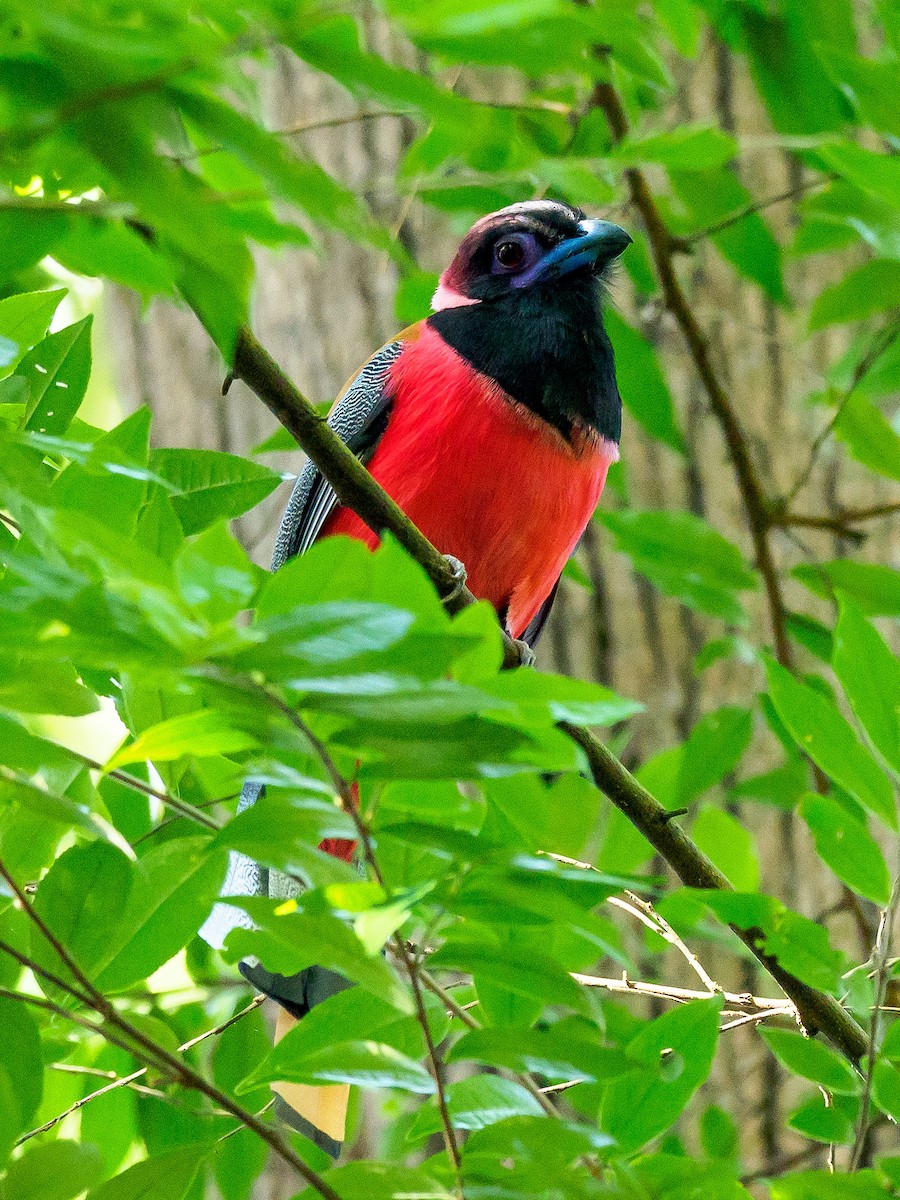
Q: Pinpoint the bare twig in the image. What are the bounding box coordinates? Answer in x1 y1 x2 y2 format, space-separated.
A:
679 174 835 246
609 892 720 993
776 501 900 534
574 971 792 1019
851 876 900 1168
783 317 900 507
18 993 266 1144
0 863 342 1200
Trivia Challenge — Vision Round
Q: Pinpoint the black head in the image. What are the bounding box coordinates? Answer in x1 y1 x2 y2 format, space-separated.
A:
433 200 631 308
428 201 631 447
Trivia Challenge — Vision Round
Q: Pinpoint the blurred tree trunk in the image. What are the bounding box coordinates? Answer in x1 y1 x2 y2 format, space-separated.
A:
106 25 897 1194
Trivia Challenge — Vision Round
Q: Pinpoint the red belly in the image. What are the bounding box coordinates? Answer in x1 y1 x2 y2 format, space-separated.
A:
321 325 616 639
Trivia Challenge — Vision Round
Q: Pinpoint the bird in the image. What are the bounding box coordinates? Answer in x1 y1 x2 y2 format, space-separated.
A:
201 199 630 1157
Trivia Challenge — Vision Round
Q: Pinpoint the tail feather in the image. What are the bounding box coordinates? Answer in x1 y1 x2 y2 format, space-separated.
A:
272 1008 349 1157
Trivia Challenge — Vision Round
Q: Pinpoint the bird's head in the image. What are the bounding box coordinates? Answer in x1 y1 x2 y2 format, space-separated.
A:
432 200 631 311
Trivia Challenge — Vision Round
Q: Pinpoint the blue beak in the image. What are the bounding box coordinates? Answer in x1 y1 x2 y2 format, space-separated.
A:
514 219 632 287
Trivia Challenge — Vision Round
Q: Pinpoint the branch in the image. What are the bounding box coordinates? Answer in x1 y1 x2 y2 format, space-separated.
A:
851 876 900 1167
224 325 871 1061
678 174 835 247
573 972 794 1020
776 502 900 534
0 862 342 1200
231 334 524 671
18 994 266 1144
608 892 720 994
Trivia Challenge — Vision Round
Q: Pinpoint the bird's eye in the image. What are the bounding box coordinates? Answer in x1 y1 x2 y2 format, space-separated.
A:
494 239 526 269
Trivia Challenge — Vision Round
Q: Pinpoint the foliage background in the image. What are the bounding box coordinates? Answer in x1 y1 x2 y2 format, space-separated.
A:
0 1 899 1198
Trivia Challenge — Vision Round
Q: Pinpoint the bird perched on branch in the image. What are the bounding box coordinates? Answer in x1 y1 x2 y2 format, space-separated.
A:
201 199 631 1155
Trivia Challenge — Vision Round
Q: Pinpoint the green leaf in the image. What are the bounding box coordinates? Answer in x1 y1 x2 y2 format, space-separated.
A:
833 392 900 483
0 997 42 1165
872 1059 900 1122
760 1027 861 1094
692 807 760 891
601 997 722 1154
258 1039 435 1093
107 709 261 770
54 219 177 301
0 212 67 287
0 289 66 379
770 1169 894 1199
447 1022 631 1082
793 561 900 617
1 1140 104 1200
604 309 685 454
173 86 386 252
810 259 900 330
700 1105 739 1159
428 931 589 1017
736 0 853 136
765 659 896 828
226 904 412 1013
31 842 132 1004
16 316 92 436
800 793 892 906
698 891 843 991
833 598 900 774
613 125 737 170
819 141 900 210
174 521 261 624
94 837 228 993
149 448 282 535
787 1091 856 1144
0 658 99 717
86 1144 210 1200
819 47 900 138
600 509 757 623
410 1074 544 1140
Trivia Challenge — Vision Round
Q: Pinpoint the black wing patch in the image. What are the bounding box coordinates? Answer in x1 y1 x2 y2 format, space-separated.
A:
519 575 560 649
272 341 404 570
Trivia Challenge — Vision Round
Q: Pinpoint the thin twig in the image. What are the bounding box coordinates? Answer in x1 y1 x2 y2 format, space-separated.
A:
782 317 900 508
573 971 790 1016
776 501 900 534
0 863 342 1200
609 892 720 993
679 174 835 246
851 876 900 1168
18 993 266 1144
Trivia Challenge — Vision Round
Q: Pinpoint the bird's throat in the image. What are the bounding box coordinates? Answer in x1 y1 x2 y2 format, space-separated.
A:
427 278 622 446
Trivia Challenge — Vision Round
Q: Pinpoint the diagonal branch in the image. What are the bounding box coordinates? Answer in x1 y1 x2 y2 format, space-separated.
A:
225 323 871 1067
0 861 342 1200
17 995 266 1144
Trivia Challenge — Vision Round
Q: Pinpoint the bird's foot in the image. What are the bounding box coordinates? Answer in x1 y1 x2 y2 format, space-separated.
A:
441 555 468 604
511 637 536 668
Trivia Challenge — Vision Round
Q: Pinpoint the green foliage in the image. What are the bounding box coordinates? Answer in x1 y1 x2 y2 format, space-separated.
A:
1 0 899 1196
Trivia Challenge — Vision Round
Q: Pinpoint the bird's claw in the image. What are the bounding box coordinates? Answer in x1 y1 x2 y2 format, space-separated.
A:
512 637 536 668
442 555 468 603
